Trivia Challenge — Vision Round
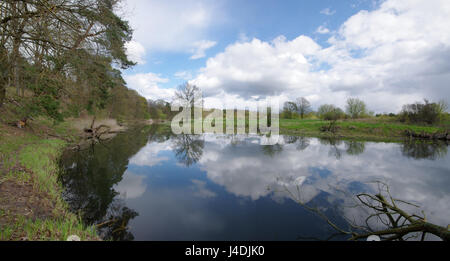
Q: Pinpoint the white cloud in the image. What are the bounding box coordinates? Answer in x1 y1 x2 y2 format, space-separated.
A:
316 25 330 34
123 0 222 54
124 73 175 101
190 179 216 198
192 35 321 98
320 8 336 16
174 71 193 80
190 40 217 59
125 40 146 64
130 141 173 167
114 171 147 199
194 135 450 226
192 0 450 112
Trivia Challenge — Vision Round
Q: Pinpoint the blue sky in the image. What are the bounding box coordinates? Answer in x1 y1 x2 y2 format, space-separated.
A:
124 0 378 87
121 0 450 113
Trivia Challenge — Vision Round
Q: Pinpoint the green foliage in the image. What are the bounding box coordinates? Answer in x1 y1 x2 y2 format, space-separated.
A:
398 99 443 124
33 95 63 122
0 0 147 122
106 86 150 121
346 98 367 119
148 99 178 120
0 129 98 240
317 104 345 120
282 98 313 119
279 118 445 141
376 113 396 117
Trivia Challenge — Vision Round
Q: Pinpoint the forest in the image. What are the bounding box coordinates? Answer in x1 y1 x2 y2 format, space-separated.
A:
0 0 149 124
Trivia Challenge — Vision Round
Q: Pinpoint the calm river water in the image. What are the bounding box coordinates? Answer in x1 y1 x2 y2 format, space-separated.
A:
59 125 450 241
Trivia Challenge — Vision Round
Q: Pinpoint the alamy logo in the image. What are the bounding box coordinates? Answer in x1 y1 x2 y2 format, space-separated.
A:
170 89 280 145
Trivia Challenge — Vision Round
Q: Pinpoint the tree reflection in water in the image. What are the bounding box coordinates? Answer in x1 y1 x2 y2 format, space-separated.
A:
344 141 365 156
173 134 205 167
317 138 449 160
283 136 310 151
401 140 448 160
97 199 139 241
284 136 299 144
262 144 283 157
59 126 151 239
319 138 344 159
58 126 449 241
296 137 311 151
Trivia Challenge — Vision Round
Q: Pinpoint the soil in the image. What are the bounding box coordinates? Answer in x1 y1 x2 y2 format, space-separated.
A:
0 179 54 222
0 124 57 239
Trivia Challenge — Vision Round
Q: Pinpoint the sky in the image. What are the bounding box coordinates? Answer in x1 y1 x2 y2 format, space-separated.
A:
119 0 450 113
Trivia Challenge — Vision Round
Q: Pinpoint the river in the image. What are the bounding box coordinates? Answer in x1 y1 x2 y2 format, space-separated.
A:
59 124 450 241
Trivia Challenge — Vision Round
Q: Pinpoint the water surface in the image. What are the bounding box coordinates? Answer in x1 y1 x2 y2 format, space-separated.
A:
60 125 450 241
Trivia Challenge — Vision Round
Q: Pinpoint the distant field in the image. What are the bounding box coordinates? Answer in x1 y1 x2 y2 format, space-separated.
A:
279 117 448 141
158 114 449 142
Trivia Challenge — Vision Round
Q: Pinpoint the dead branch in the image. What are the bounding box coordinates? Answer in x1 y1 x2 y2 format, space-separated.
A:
275 180 449 241
81 117 121 146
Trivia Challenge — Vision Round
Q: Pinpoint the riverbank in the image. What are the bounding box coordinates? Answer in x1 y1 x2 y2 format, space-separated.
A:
279 118 450 142
157 117 449 143
0 111 152 240
0 119 101 240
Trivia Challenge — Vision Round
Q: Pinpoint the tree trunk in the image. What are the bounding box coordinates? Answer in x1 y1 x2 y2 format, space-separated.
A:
0 84 5 107
10 1 25 97
0 46 7 107
12 37 21 96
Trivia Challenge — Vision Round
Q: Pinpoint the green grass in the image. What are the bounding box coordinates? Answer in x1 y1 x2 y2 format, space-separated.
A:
0 213 97 241
19 139 65 195
0 124 99 241
161 116 448 142
279 118 447 141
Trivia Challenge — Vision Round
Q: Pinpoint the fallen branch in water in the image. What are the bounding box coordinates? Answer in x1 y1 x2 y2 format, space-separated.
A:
276 181 449 241
82 117 118 143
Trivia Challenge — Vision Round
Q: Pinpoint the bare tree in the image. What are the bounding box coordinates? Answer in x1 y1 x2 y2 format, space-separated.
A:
437 100 449 113
174 82 202 107
282 101 297 119
436 99 449 122
296 97 311 119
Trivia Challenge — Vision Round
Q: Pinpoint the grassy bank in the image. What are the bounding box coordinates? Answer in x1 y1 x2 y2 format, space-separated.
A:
161 115 449 142
0 121 99 240
279 118 449 142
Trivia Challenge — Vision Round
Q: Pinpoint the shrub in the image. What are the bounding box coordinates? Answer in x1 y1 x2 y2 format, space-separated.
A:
398 99 441 124
318 104 345 121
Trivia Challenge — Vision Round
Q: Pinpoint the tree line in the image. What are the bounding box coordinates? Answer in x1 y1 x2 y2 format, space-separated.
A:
0 0 149 123
282 97 374 120
148 82 449 127
282 96 448 125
